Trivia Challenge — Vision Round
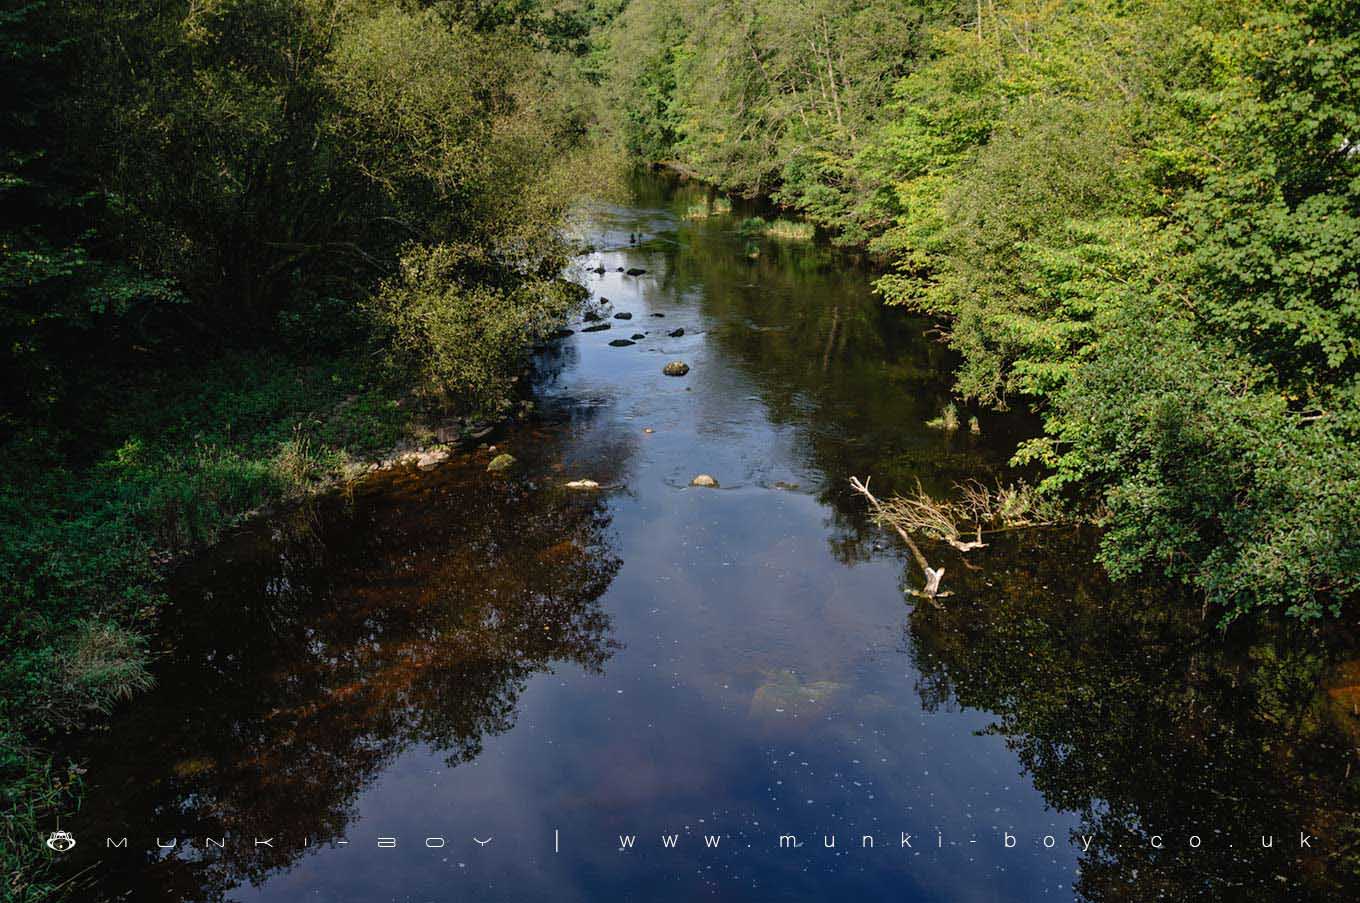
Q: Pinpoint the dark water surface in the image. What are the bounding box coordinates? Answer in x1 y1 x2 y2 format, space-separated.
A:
63 174 1360 901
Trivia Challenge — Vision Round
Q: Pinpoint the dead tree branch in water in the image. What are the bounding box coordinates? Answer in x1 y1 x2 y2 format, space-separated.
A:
885 479 1057 550
850 476 946 604
851 476 1061 602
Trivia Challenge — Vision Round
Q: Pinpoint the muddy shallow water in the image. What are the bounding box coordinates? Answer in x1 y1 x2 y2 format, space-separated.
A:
61 173 1360 901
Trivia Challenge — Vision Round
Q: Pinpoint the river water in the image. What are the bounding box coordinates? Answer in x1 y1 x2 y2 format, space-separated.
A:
62 173 1359 901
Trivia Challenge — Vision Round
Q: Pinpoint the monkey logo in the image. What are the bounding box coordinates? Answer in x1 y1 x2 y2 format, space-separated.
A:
46 830 76 852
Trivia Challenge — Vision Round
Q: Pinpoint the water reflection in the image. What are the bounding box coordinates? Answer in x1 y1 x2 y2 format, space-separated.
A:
66 450 622 901
907 531 1360 899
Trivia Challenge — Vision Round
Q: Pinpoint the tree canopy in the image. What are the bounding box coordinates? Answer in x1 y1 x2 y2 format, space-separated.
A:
603 0 1360 624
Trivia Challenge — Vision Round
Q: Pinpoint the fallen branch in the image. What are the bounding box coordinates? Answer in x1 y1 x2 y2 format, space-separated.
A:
851 475 1062 604
850 476 946 604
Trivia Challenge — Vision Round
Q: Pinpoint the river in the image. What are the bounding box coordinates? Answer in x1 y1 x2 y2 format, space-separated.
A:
59 172 1359 901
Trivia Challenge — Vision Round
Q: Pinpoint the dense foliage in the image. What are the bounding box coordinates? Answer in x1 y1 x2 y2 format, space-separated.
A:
604 0 1360 624
2 1 601 897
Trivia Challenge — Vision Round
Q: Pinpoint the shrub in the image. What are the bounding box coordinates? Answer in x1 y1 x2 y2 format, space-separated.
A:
373 243 585 414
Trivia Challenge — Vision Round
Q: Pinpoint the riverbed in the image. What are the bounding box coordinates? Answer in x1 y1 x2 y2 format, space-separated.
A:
60 172 1359 901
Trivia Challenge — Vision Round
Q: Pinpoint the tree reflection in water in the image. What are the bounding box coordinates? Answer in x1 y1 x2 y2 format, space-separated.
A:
66 450 621 901
904 530 1360 901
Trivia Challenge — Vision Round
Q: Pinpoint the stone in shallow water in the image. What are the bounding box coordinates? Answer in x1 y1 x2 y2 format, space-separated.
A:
651 311 665 317
631 333 645 340
565 479 600 490
662 360 689 376
608 339 635 347
668 328 685 337
613 311 633 320
626 267 647 276
582 322 611 332
486 453 516 473
690 474 718 488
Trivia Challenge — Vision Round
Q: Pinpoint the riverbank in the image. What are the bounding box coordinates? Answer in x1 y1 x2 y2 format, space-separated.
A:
604 1 1360 627
0 342 553 899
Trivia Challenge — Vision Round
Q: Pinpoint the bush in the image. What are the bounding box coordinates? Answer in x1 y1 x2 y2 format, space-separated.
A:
373 243 585 414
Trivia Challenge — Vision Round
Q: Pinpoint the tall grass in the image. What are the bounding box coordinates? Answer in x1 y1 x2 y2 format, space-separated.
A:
683 196 733 219
926 402 960 431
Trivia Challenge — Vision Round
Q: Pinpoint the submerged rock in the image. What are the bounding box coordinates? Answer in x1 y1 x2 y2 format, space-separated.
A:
662 360 690 376
749 669 847 720
549 328 574 339
608 339 635 347
690 474 719 488
486 453 516 473
668 328 685 337
651 312 665 317
582 322 611 332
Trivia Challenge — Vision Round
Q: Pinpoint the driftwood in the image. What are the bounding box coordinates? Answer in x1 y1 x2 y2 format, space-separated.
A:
851 475 1058 604
850 476 946 605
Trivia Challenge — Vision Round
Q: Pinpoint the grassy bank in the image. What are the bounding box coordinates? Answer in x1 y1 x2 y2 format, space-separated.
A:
0 348 431 899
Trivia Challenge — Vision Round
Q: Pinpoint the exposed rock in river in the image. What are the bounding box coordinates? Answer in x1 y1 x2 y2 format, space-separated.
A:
668 328 685 337
613 311 632 320
663 360 690 376
486 453 516 473
565 479 600 490
608 339 635 347
582 323 611 333
415 449 449 471
690 474 718 488
626 267 647 276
